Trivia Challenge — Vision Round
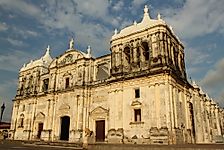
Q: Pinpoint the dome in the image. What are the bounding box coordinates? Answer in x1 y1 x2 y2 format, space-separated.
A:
20 45 53 72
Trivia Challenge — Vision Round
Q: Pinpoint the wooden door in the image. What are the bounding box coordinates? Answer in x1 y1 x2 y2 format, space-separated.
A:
96 120 105 142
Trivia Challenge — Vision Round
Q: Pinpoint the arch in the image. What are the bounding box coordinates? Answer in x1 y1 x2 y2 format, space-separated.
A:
18 114 25 128
124 46 131 64
141 41 150 61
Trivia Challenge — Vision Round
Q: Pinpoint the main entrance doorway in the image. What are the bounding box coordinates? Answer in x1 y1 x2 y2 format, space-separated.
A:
60 116 70 141
37 123 43 139
95 120 105 142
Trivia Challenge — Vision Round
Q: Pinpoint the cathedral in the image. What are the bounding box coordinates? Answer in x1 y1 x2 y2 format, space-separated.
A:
10 6 224 144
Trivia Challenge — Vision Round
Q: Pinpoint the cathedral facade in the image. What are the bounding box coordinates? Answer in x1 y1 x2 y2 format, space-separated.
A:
10 6 224 144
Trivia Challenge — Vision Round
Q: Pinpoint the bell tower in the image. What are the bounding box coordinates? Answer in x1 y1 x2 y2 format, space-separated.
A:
110 5 186 80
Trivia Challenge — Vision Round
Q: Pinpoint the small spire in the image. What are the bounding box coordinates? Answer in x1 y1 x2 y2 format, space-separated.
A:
114 29 118 35
42 45 52 62
157 13 161 20
86 45 92 58
142 5 150 22
69 38 74 49
45 45 50 56
46 45 50 53
144 5 148 14
133 21 137 25
169 25 173 32
87 45 91 55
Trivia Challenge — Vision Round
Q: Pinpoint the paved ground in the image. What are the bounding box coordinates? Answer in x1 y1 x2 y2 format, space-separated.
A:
0 140 83 150
89 143 224 150
1 140 224 150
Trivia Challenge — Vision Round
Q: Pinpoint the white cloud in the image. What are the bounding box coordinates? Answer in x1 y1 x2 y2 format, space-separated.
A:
0 0 114 54
0 0 42 19
199 58 224 107
75 0 109 19
201 58 224 88
185 47 210 65
0 22 8 31
112 0 124 11
12 27 39 39
40 1 114 55
0 50 34 72
132 0 147 8
7 38 25 47
163 0 224 39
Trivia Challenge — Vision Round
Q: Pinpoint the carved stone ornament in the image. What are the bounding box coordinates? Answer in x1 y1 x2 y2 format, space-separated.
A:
90 106 109 117
59 54 73 66
131 100 142 108
35 112 45 122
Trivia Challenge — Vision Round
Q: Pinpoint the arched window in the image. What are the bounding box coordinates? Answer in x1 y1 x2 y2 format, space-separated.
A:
124 47 131 63
65 77 70 89
142 42 150 61
18 114 25 128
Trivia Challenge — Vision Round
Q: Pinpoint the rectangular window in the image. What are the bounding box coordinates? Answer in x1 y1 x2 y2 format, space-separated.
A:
65 77 70 88
134 109 141 122
135 88 140 98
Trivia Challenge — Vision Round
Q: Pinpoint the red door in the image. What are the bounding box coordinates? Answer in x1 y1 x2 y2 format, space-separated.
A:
96 120 105 142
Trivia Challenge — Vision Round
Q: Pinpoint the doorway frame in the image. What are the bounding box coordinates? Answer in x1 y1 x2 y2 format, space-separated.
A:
37 122 44 139
95 120 106 142
59 115 70 141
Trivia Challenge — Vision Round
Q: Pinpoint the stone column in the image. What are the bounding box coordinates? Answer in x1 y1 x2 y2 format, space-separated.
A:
215 106 221 135
133 42 138 65
205 100 212 142
51 99 56 141
200 99 205 142
160 32 166 64
77 95 83 130
173 87 178 128
31 99 37 140
167 37 171 64
165 81 171 129
139 46 145 64
169 84 175 129
151 34 157 58
155 83 160 128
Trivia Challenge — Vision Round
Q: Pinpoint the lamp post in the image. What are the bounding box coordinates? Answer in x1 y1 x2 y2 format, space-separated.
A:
0 103 5 124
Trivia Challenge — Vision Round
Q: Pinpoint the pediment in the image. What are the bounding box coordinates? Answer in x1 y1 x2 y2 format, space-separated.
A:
90 106 109 115
59 104 70 110
35 112 45 121
58 50 84 66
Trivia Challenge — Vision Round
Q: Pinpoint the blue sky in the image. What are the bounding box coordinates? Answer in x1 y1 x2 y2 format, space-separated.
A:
0 0 224 122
